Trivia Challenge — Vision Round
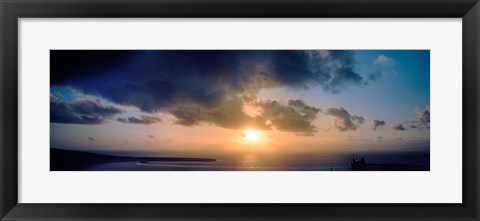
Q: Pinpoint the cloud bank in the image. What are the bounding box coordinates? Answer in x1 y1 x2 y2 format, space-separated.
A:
170 96 321 136
51 50 374 112
50 50 379 135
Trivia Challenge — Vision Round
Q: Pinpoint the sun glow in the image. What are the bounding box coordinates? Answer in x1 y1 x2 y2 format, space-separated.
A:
243 129 261 141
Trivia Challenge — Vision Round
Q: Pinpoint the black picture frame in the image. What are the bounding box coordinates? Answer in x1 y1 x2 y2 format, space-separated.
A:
1 0 479 220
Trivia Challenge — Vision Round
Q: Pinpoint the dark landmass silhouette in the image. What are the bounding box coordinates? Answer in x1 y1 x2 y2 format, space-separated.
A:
350 155 429 171
50 148 216 171
351 162 428 171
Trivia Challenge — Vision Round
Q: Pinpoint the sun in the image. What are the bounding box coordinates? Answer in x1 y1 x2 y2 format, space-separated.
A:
243 129 261 141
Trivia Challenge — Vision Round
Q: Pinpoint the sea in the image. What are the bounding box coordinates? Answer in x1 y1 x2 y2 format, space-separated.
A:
86 150 430 171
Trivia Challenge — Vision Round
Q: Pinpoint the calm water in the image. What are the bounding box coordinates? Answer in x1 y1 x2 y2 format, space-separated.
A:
86 150 430 171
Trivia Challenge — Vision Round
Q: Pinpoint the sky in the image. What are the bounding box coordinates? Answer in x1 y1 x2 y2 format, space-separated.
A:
50 50 430 155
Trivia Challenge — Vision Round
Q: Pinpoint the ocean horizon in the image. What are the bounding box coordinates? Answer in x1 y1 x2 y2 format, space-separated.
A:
52 148 430 171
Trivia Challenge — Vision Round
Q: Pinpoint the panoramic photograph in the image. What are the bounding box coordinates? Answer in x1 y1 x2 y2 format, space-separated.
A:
50 50 430 171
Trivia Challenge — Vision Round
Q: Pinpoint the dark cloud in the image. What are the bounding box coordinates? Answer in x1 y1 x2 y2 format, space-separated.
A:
286 99 321 119
370 119 386 130
393 124 406 131
51 98 123 124
352 115 365 124
147 135 155 138
415 106 430 129
50 51 132 85
117 115 162 125
88 137 95 141
304 51 364 93
325 107 364 131
51 50 370 113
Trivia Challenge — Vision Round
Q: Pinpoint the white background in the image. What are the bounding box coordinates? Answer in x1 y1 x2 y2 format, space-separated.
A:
19 19 462 203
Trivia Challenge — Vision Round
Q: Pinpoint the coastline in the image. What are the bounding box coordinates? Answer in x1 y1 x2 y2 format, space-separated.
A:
50 148 216 171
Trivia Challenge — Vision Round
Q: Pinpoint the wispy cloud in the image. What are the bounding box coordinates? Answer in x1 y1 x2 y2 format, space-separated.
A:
51 98 123 124
373 55 398 66
117 115 162 125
